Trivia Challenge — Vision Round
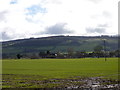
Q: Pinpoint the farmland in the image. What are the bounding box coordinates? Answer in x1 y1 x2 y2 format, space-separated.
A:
2 58 119 88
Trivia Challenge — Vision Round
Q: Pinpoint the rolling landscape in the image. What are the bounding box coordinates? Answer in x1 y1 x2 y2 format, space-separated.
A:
1 35 120 89
2 35 119 59
0 0 119 89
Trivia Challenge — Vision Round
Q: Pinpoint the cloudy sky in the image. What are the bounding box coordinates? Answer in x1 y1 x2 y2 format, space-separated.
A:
0 0 119 41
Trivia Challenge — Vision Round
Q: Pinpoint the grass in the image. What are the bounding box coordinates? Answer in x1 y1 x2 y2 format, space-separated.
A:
2 58 119 88
2 58 118 79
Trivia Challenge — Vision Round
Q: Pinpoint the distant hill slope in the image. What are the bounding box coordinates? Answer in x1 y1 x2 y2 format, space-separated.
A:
2 35 118 57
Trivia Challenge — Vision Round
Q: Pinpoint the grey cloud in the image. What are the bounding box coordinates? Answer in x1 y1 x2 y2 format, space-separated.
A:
44 23 73 34
0 11 8 22
1 27 27 41
98 24 109 28
2 31 11 40
86 27 106 34
1 27 15 41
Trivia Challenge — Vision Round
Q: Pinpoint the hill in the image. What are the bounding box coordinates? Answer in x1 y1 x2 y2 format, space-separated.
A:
2 35 118 58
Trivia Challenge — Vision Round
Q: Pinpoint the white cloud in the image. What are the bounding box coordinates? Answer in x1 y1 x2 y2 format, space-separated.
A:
0 0 119 41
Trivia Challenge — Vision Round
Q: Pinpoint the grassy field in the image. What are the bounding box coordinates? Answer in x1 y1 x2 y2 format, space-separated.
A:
2 58 119 88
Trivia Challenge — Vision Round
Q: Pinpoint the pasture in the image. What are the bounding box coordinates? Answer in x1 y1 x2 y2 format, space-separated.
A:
2 58 119 88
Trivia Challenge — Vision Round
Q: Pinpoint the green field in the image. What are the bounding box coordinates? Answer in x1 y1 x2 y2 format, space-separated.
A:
2 58 119 88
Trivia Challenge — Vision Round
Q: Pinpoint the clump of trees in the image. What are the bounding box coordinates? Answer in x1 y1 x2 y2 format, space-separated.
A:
17 54 22 59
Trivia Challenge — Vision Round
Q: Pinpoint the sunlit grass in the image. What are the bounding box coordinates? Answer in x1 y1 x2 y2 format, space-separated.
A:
2 58 118 79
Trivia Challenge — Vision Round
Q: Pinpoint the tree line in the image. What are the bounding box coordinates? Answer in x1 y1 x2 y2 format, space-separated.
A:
2 44 120 59
15 47 119 59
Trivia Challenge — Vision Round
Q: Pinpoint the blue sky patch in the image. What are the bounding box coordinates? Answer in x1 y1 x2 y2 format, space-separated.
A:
26 5 47 16
10 0 17 4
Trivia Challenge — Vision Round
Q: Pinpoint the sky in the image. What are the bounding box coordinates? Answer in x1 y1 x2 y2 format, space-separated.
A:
0 0 119 41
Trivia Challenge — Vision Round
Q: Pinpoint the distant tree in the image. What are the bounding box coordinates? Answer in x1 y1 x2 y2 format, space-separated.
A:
94 45 103 58
46 50 50 55
114 50 120 57
17 54 22 59
67 48 74 58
